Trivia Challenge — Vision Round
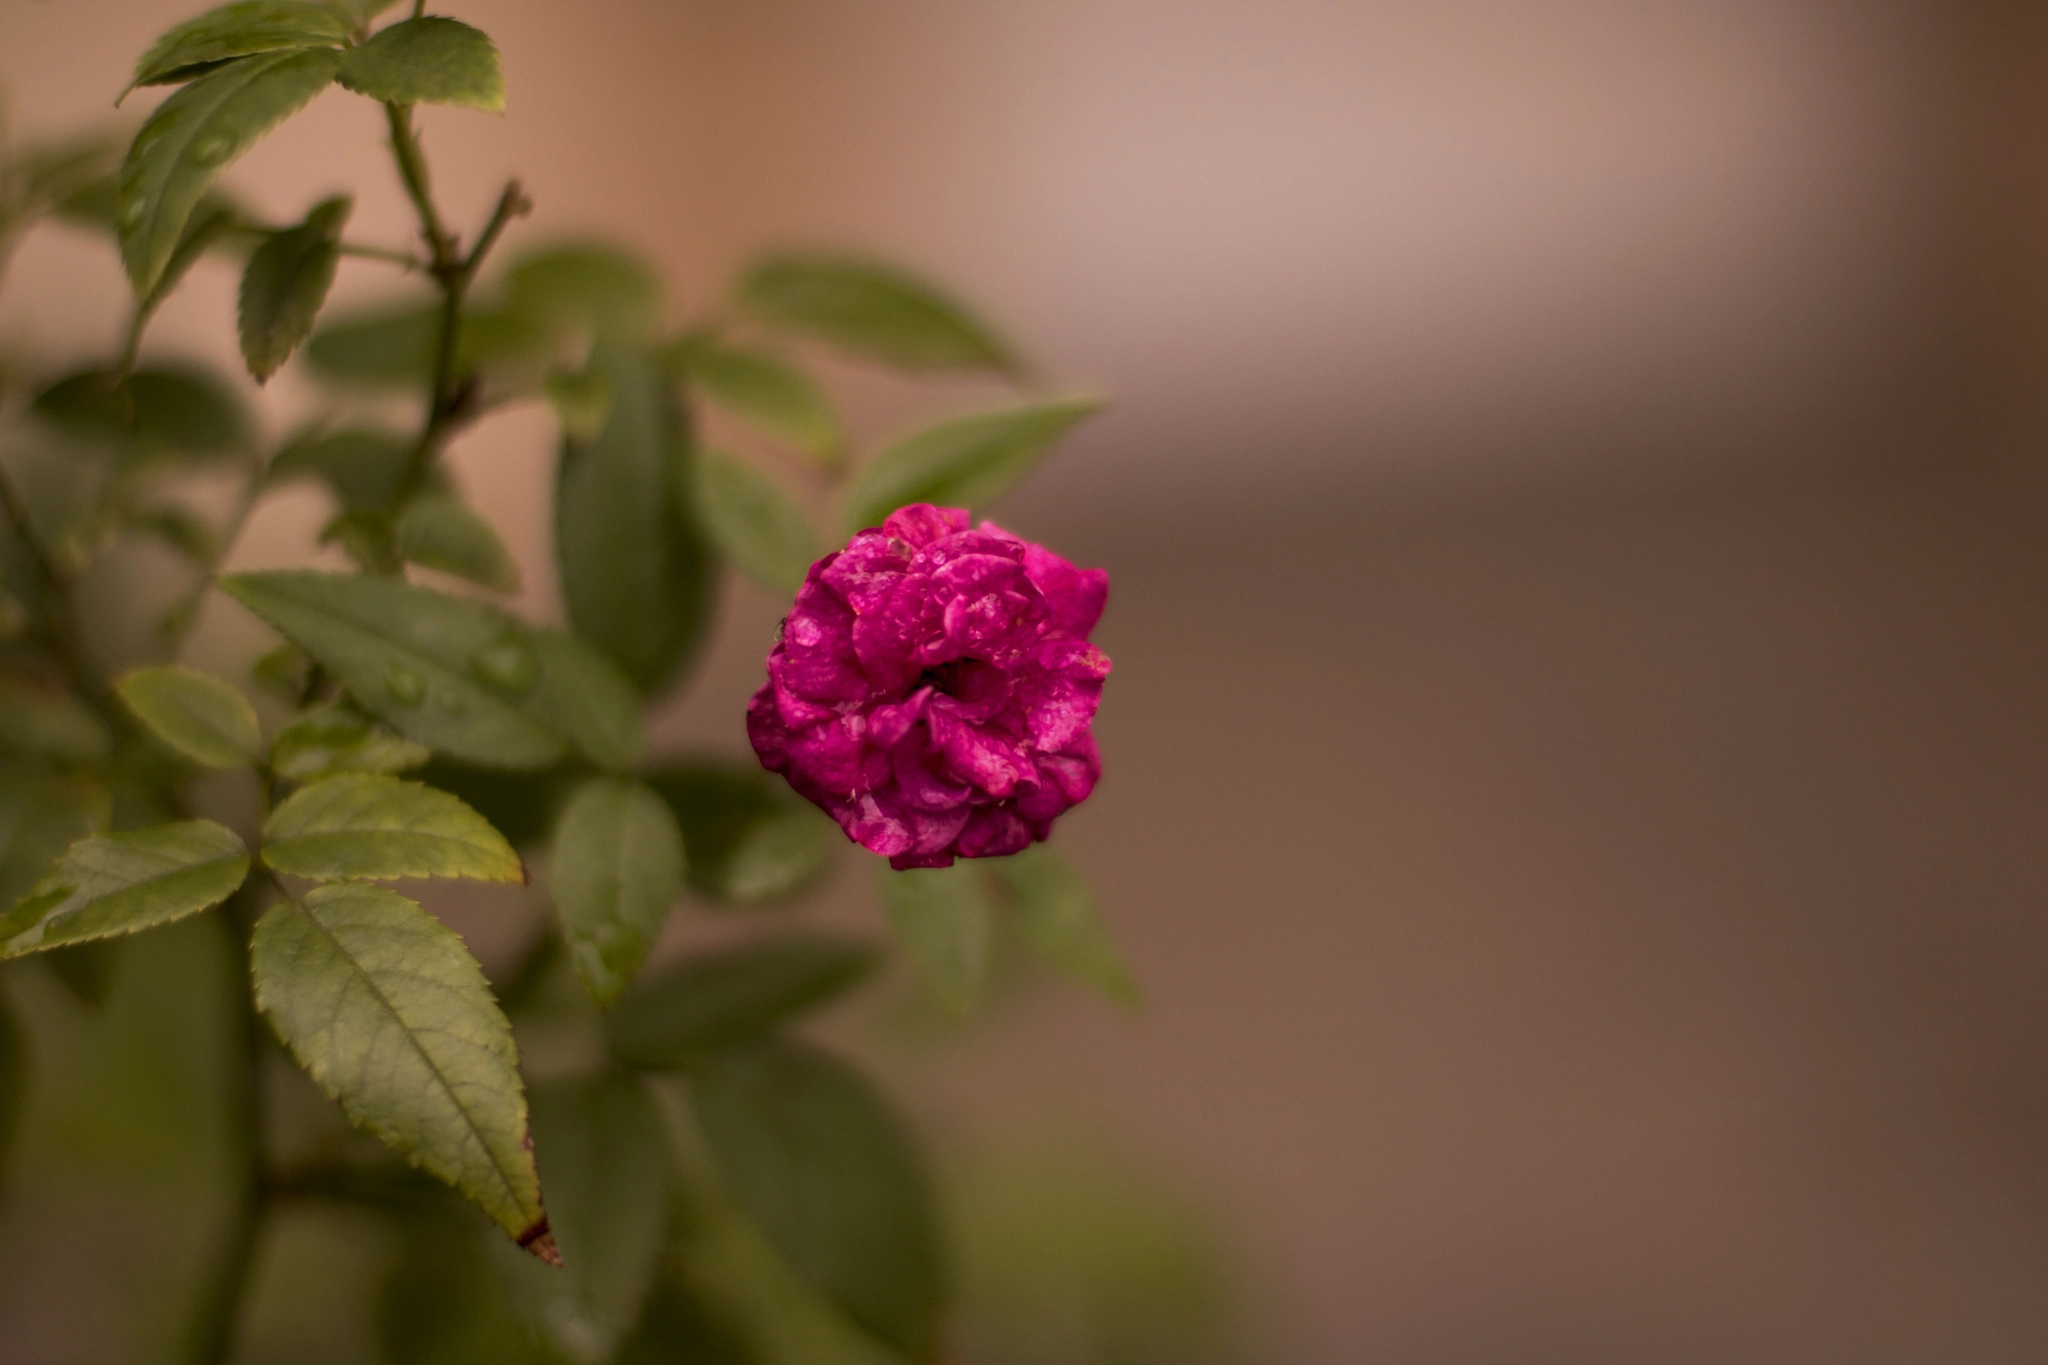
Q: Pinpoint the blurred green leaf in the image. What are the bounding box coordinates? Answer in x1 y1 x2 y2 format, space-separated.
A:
320 506 403 574
115 664 262 769
739 252 1020 374
615 1280 755 1365
693 452 817 596
879 862 994 1016
0 673 112 766
990 846 1139 1011
252 881 554 1257
34 364 249 466
379 1205 561 1365
508 242 663 341
267 426 412 510
251 641 310 698
607 933 878 1070
269 702 431 782
544 366 614 443
221 570 642 771
304 298 547 387
519 1073 673 1359
126 501 219 561
841 397 1100 534
690 1037 946 1359
550 778 683 1009
555 342 717 694
395 492 521 593
239 193 349 380
0 819 249 958
262 773 523 883
337 17 504 112
118 47 340 295
673 337 839 463
143 200 240 316
0 769 110 909
645 762 835 906
126 1 348 94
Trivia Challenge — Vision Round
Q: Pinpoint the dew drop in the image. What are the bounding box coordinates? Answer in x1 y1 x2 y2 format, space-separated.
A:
191 134 234 166
385 663 426 707
469 634 539 696
120 196 147 227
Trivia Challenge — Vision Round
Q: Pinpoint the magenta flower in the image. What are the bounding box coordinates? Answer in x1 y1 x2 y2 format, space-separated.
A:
747 504 1111 869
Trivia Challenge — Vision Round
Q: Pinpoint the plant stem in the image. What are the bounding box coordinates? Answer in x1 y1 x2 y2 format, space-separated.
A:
180 889 270 1365
159 457 266 661
381 101 529 499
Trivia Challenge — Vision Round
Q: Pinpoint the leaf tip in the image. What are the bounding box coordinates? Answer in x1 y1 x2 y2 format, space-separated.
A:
517 1217 562 1266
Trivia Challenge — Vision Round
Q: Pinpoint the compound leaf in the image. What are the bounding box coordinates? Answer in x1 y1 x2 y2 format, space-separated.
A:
238 194 349 380
690 1037 946 1359
262 773 522 884
738 252 1018 374
119 46 341 296
879 862 993 1016
337 17 503 112
221 570 642 772
842 396 1101 534
693 452 817 596
550 778 683 1009
115 664 262 769
0 820 248 958
251 881 555 1258
606 933 878 1069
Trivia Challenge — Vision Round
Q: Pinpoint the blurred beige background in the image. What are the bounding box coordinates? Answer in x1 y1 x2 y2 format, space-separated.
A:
7 1 2048 1360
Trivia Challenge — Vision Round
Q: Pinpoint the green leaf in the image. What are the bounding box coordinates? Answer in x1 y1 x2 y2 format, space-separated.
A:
508 242 663 341
118 47 341 296
239 194 349 381
141 200 240 315
0 770 110 911
672 337 839 463
0 674 111 766
645 762 835 906
738 252 1020 374
841 396 1101 534
337 17 504 111
556 342 717 694
0 820 249 958
607 933 877 1069
378 1203 559 1365
262 773 523 884
545 366 614 443
690 1037 946 1359
522 1073 673 1358
127 1 349 93
251 881 555 1258
269 703 431 782
550 779 683 1009
114 664 262 769
303 297 549 387
251 641 310 699
34 364 250 466
395 492 521 593
692 452 818 596
267 426 412 510
414 758 573 851
220 570 642 771
127 501 219 561
879 862 994 1016
989 845 1140 1010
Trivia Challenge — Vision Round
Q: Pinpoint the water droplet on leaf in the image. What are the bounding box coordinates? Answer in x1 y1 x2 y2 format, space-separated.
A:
191 135 234 166
469 634 538 696
385 663 425 706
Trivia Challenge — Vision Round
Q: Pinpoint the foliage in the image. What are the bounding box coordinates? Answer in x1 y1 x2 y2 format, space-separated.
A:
0 3 1147 1362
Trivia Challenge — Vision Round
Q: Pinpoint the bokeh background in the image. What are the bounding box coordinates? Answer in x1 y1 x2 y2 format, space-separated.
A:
6 0 2048 1360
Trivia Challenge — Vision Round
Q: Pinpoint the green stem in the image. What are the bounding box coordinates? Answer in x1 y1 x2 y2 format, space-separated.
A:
159 457 266 662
